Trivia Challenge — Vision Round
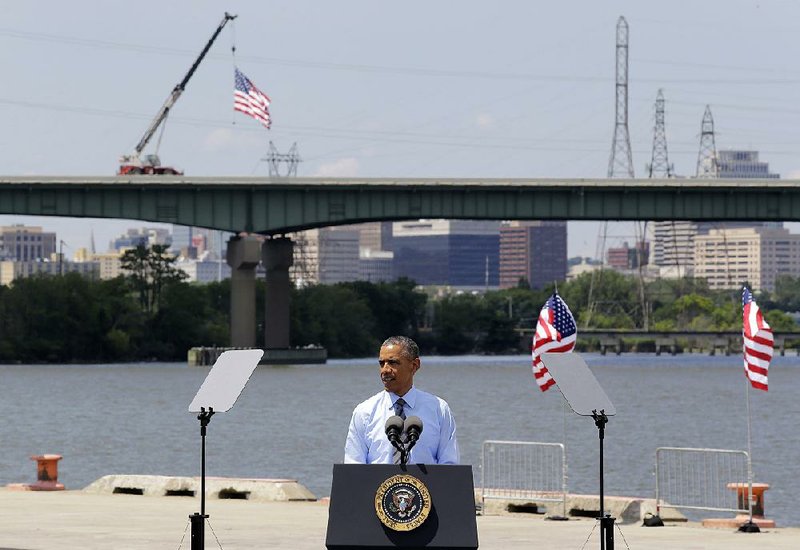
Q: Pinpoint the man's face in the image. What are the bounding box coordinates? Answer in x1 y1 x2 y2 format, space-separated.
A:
379 344 419 396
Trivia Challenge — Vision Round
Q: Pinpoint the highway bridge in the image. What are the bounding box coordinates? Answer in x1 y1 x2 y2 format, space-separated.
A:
2 176 797 351
1 176 798 233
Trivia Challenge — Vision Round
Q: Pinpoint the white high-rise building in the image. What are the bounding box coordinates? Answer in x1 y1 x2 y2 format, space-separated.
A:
654 149 780 276
694 226 800 292
653 221 697 275
0 225 56 261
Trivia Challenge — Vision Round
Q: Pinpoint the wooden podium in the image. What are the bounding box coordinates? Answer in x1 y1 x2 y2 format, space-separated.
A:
326 464 478 550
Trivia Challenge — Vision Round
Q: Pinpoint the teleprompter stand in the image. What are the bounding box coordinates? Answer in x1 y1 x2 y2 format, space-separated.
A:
540 353 617 550
187 349 264 550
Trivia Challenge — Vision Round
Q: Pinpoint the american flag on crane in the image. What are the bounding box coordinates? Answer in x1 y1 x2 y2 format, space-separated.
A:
234 67 271 129
532 291 577 392
743 287 773 391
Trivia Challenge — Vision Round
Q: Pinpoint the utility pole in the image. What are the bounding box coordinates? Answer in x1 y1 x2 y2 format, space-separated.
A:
590 15 634 329
263 141 301 177
696 105 719 178
646 89 673 178
58 240 66 276
650 90 693 281
607 16 634 179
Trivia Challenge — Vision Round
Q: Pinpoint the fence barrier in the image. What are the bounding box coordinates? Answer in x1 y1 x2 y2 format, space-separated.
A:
480 440 567 517
655 446 752 519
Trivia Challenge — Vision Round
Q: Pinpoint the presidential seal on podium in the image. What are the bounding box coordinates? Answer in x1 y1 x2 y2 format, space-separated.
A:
375 474 432 531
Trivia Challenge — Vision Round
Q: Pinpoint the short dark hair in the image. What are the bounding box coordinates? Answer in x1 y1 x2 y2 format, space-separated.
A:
381 336 419 360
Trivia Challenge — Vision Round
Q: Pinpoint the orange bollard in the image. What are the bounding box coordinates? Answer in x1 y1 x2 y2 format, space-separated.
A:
28 454 65 491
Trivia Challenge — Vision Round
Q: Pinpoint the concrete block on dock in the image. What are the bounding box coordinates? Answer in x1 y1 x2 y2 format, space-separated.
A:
477 491 686 524
83 474 316 501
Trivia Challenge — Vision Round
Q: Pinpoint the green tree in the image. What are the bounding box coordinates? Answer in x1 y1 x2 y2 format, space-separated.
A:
0 274 143 362
765 310 798 332
291 284 377 357
764 276 800 312
561 270 638 328
120 244 187 314
146 282 229 359
342 278 427 340
431 294 484 354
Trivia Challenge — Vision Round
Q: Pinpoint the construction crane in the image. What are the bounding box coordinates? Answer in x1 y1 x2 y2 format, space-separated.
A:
118 12 237 175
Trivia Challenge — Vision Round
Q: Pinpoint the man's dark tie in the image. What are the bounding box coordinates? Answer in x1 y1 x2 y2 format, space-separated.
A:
393 398 406 464
393 398 407 420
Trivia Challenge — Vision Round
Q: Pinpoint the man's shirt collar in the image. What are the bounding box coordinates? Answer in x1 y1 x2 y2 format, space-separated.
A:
386 386 418 410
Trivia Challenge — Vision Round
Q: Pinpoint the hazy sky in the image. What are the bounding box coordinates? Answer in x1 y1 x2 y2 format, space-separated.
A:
2 1 799 257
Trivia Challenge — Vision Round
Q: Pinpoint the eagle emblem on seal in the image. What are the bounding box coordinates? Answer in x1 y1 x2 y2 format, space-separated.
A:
375 474 431 531
390 487 417 517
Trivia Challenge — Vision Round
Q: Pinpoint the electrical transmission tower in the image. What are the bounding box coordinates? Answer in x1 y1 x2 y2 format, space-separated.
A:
650 89 693 278
589 16 636 328
261 142 314 284
263 141 301 177
696 105 719 178
646 89 673 178
607 16 634 178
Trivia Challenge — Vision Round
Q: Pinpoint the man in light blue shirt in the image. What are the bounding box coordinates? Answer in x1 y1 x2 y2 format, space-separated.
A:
344 336 459 464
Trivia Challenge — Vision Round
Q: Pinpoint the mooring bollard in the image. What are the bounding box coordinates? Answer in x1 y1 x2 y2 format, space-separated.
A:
29 454 65 491
727 482 769 518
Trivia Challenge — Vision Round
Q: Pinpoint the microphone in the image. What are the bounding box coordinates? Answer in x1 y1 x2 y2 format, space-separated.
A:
403 416 423 452
385 415 404 452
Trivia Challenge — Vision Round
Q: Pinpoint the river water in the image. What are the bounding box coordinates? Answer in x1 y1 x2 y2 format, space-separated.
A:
1 354 798 526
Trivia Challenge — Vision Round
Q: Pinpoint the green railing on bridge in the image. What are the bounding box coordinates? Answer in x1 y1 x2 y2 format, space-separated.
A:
1 176 798 234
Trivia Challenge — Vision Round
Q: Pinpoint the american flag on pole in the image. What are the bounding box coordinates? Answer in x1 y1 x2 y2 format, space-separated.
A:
743 287 773 391
234 67 271 129
532 292 577 392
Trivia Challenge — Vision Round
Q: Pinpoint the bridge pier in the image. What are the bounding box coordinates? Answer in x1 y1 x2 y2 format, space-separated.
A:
226 235 262 348
263 237 293 349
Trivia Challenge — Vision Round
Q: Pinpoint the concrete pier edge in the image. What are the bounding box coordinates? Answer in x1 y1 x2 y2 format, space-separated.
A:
82 474 317 501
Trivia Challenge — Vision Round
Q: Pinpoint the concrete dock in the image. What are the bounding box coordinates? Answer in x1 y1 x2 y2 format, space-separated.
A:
1 488 798 549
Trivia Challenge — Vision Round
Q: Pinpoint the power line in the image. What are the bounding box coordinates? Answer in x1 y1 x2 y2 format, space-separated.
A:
3 28 800 85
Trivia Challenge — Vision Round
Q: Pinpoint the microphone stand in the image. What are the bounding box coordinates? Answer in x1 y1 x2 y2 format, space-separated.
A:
592 409 614 550
191 407 214 550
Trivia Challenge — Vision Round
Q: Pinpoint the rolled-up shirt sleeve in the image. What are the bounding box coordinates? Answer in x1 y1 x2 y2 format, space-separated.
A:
344 409 368 463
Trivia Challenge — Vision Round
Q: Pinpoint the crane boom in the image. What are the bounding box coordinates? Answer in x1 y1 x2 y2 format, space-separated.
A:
119 12 237 174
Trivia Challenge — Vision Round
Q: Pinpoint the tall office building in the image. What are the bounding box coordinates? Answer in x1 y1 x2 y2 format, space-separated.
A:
697 149 781 235
653 149 780 276
359 249 394 283
170 225 232 260
694 226 800 292
287 226 363 285
499 221 567 289
0 225 56 261
606 240 649 271
392 220 500 288
716 150 779 179
288 223 394 286
111 227 171 251
319 227 361 284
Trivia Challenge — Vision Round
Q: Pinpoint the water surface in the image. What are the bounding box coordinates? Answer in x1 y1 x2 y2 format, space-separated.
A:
1 354 797 525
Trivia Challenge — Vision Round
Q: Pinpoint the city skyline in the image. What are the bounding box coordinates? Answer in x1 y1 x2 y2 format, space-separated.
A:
2 1 800 257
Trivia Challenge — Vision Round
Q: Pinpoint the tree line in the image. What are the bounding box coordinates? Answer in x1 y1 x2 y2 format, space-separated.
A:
0 245 797 362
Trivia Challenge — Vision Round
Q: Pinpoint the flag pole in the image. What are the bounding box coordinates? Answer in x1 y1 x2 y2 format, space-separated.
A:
744 376 755 526
562 397 568 519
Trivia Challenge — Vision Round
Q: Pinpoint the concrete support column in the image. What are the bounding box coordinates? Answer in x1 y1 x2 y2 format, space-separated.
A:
226 235 262 348
262 237 294 349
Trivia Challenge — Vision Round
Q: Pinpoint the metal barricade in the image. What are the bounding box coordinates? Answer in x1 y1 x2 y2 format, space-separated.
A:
480 440 567 516
655 446 752 518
